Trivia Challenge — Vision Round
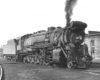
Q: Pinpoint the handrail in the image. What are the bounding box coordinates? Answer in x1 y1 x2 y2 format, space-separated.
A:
61 47 67 58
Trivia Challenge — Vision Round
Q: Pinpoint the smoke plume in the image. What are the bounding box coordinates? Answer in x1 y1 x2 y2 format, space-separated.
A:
65 0 77 27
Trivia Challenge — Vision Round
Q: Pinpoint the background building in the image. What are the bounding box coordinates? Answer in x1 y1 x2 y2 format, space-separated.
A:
85 31 100 59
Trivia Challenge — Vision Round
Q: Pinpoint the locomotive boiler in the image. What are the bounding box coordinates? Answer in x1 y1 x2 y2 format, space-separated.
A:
16 21 92 68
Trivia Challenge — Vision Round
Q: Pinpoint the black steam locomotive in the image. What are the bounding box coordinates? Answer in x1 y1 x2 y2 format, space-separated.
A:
14 21 92 68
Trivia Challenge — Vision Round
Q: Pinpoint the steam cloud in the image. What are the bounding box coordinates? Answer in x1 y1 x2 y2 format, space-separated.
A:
65 0 77 27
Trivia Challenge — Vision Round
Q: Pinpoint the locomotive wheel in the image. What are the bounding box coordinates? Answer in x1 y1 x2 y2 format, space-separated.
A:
29 57 33 63
67 61 73 69
38 58 43 65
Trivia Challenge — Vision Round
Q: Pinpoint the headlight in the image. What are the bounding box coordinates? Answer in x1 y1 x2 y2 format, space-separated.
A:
76 35 82 40
82 57 86 62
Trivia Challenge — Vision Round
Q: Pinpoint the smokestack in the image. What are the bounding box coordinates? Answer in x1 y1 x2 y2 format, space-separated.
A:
65 0 77 27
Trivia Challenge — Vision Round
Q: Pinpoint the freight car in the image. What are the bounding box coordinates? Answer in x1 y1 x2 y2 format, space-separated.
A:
4 21 92 68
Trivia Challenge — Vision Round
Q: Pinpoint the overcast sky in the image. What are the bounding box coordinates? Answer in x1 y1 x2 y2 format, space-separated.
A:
0 0 100 46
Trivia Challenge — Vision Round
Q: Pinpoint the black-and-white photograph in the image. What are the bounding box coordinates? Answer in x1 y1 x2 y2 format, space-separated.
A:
0 0 100 80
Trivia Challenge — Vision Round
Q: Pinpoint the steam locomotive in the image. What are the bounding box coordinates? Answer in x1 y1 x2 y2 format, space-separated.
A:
12 21 92 68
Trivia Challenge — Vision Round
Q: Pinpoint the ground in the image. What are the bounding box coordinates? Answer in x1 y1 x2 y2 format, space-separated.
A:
0 58 100 80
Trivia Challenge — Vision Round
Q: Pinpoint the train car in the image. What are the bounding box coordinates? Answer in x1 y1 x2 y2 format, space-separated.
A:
3 39 17 60
0 47 3 57
3 45 7 59
14 21 92 68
